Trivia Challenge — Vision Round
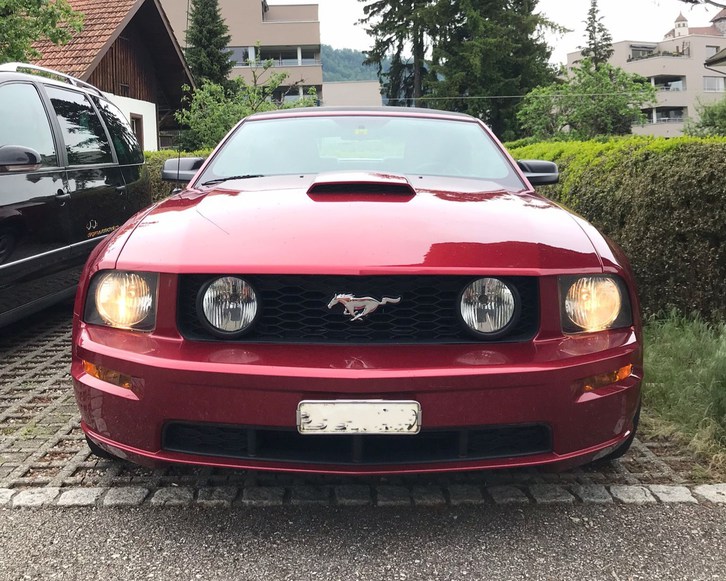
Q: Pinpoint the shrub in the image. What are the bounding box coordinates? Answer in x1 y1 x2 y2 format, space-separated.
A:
509 136 726 319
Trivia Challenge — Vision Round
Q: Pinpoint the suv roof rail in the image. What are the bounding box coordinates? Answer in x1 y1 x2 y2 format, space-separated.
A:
0 62 104 97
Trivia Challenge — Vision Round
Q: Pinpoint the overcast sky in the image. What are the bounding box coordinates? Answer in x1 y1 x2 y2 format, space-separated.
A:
270 0 718 64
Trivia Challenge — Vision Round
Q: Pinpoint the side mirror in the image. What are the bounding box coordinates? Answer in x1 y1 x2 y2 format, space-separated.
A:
517 159 559 186
0 145 42 173
162 157 206 183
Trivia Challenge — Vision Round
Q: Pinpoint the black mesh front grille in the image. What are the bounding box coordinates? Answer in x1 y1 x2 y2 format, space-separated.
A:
163 422 552 465
177 275 539 344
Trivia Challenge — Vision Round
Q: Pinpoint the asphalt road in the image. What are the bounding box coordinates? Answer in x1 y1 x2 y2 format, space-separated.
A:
2 504 725 580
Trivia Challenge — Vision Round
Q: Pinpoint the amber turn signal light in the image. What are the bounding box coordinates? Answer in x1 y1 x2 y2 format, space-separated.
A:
576 364 633 393
82 360 134 390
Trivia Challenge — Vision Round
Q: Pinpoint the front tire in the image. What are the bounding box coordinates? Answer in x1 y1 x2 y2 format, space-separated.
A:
85 435 119 461
597 404 641 463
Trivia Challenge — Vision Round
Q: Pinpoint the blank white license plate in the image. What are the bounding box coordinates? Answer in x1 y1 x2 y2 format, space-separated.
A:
297 400 421 435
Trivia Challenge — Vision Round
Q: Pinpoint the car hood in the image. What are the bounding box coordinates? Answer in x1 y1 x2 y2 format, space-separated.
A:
115 174 604 275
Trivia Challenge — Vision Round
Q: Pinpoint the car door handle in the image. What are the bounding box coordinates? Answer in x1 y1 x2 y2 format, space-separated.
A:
55 190 71 202
116 185 127 193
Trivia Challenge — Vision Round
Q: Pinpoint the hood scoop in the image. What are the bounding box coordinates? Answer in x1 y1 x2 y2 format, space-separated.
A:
307 172 416 197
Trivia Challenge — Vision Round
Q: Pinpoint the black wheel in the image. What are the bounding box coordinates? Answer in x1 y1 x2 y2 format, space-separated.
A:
85 435 119 460
595 404 641 464
0 228 17 264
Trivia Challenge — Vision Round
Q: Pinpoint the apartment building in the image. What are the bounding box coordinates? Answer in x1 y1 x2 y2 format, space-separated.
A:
567 10 726 137
160 0 323 102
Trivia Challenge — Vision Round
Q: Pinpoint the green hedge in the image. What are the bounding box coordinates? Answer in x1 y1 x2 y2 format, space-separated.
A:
509 137 726 320
144 149 212 203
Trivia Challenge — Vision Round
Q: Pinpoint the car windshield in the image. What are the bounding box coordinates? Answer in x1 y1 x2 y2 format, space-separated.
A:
196 115 525 189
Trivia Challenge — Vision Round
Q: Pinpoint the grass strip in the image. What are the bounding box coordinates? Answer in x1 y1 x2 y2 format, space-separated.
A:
643 313 726 477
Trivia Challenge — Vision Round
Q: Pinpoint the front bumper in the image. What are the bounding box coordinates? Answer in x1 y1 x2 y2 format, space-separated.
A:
72 324 642 475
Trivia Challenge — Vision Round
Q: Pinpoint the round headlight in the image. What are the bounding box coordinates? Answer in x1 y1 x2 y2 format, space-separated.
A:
199 276 258 336
460 278 518 337
95 272 154 329
565 276 622 332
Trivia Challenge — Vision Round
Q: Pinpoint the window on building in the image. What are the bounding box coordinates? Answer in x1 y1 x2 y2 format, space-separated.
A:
706 45 720 57
704 76 726 91
0 83 58 166
230 47 250 66
259 48 298 66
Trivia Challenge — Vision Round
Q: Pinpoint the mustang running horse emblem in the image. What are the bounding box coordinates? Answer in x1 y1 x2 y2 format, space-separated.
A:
327 294 402 322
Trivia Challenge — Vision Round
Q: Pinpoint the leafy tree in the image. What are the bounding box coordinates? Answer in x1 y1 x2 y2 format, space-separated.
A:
517 59 656 140
579 0 613 68
0 0 83 62
685 97 726 136
185 0 234 86
359 0 436 106
175 60 317 150
427 0 558 140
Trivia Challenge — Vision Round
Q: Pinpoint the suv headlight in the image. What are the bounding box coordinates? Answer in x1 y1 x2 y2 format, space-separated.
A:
560 275 632 333
84 271 158 331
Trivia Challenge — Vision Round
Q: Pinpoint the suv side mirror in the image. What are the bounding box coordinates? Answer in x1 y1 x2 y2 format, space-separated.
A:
162 157 206 183
517 160 559 186
0 145 42 173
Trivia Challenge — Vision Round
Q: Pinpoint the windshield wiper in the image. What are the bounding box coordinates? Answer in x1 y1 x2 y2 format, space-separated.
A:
201 175 265 186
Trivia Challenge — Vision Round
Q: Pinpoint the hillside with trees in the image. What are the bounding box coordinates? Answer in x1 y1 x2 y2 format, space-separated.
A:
321 45 388 82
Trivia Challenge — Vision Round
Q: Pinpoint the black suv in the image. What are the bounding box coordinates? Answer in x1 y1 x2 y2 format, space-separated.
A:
0 63 150 326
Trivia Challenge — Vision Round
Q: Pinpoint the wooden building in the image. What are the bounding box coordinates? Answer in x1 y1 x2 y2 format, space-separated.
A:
33 0 194 150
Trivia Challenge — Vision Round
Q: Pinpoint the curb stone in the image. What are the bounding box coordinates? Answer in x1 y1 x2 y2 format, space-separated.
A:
571 484 613 504
488 485 529 505
529 484 575 505
693 484 726 504
375 485 411 506
102 487 149 507
196 486 238 508
11 488 60 508
610 485 657 504
412 486 447 507
150 487 194 506
240 486 284 506
334 485 372 506
57 487 106 507
448 484 485 505
648 485 697 504
0 488 16 506
3 483 726 508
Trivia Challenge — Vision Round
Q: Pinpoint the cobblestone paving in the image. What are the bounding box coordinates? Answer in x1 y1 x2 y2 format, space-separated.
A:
2 304 724 508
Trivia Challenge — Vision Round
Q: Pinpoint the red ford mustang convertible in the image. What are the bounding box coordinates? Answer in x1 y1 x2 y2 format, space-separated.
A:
71 108 642 475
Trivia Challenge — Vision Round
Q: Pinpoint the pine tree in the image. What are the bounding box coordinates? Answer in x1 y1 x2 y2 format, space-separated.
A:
359 0 436 106
185 0 234 86
427 0 556 139
580 0 613 68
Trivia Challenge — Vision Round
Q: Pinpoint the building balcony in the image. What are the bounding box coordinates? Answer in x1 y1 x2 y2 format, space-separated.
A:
234 58 321 68
230 64 323 86
628 50 689 62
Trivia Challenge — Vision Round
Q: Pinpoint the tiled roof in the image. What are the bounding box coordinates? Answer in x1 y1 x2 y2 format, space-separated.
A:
689 25 720 35
665 24 721 38
712 8 726 22
32 0 141 78
676 12 687 22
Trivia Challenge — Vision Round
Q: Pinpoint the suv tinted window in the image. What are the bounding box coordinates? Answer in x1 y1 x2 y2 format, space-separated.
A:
0 83 58 166
93 97 144 165
45 86 113 166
